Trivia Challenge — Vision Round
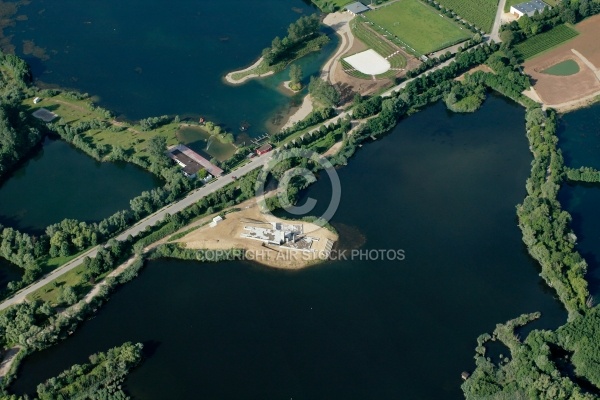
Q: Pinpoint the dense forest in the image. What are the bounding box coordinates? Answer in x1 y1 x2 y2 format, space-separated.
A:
35 342 143 400
0 51 41 181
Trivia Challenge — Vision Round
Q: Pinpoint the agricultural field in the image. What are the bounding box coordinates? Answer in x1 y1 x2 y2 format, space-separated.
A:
515 24 579 59
523 14 600 106
435 0 498 32
365 0 471 55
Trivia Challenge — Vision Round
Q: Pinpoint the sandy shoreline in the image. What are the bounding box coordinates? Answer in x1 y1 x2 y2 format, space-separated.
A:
224 57 274 85
281 94 313 131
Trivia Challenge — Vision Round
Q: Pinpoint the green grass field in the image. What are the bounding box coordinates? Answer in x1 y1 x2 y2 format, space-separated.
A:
365 0 471 55
435 0 498 32
24 94 192 160
515 24 579 59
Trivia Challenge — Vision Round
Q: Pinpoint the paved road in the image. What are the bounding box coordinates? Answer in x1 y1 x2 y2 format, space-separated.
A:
0 153 272 312
490 0 508 43
0 12 493 312
0 246 100 311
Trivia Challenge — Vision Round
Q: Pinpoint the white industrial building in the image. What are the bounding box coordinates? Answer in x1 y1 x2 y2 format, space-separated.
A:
510 0 549 18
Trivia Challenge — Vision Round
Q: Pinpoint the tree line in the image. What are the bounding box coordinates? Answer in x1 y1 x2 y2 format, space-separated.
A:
36 342 143 400
263 14 322 66
0 51 42 182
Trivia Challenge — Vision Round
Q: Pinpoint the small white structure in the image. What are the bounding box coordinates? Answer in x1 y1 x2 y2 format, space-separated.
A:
344 49 391 75
510 0 548 18
210 216 223 228
241 222 302 246
201 173 213 184
33 97 41 104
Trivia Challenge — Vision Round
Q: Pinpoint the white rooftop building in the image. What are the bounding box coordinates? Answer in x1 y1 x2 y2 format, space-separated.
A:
345 2 370 15
510 0 549 18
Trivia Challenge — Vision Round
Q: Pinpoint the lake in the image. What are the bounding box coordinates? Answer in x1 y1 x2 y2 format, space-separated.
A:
0 138 160 234
557 103 600 169
10 96 567 399
559 183 600 298
0 257 22 290
556 103 600 297
4 0 336 136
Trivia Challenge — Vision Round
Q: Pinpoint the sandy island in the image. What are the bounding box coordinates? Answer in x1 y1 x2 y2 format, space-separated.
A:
172 199 338 269
224 57 274 85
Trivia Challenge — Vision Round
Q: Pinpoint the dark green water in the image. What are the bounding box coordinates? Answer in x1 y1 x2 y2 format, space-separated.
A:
177 126 237 162
557 103 600 169
5 0 335 136
0 257 22 290
11 96 567 399
0 138 160 234
559 184 600 298
557 104 600 298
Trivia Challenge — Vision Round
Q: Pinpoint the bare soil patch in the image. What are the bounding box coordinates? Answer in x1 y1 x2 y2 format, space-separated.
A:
524 15 600 106
176 199 338 270
569 15 600 67
455 64 493 81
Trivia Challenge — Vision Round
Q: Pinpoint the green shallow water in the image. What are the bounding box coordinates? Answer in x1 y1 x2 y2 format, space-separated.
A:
542 59 580 76
176 126 237 162
10 96 567 399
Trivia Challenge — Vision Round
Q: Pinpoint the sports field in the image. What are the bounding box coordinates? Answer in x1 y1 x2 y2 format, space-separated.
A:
365 0 471 55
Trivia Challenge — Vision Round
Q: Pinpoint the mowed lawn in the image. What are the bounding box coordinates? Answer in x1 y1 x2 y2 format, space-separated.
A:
365 0 471 55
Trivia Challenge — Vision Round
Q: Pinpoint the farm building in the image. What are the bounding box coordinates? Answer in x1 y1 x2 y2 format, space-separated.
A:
345 2 370 15
167 144 223 178
168 149 203 178
510 0 549 18
256 143 273 156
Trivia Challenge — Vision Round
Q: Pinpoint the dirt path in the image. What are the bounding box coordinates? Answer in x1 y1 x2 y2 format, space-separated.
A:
571 49 600 80
321 12 355 85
